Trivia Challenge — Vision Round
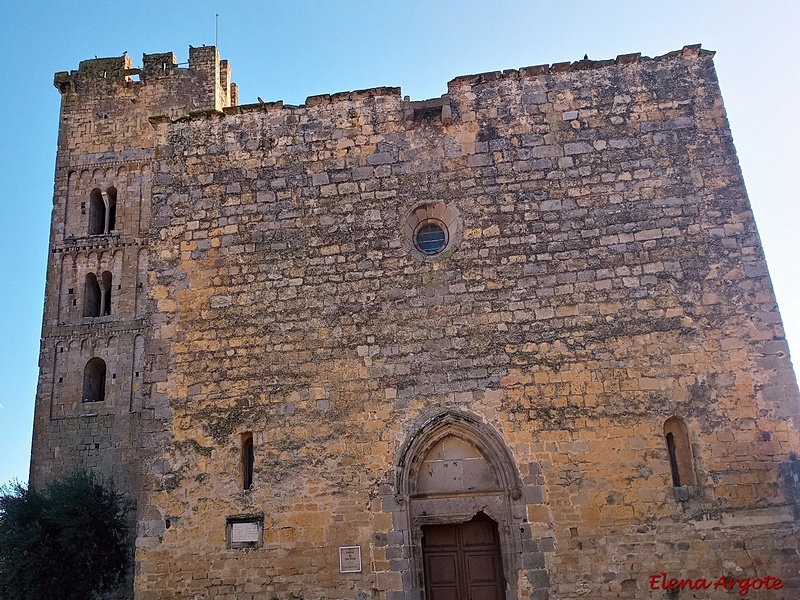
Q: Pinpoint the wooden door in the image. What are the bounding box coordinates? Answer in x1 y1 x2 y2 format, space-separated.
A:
422 513 505 600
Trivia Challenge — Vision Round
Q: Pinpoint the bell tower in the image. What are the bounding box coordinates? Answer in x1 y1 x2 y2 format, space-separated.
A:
30 47 237 498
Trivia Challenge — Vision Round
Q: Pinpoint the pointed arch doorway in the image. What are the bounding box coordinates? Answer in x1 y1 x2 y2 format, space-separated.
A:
394 410 529 600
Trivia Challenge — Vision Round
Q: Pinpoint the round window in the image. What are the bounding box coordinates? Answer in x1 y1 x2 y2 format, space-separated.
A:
403 202 461 259
415 221 447 255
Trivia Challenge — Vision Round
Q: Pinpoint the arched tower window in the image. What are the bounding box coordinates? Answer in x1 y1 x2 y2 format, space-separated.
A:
242 433 254 490
87 187 119 235
664 417 696 487
100 271 112 316
88 189 105 235
106 187 117 231
82 358 106 403
83 273 101 317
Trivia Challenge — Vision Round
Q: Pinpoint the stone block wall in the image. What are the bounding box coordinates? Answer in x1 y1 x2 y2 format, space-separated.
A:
32 44 800 600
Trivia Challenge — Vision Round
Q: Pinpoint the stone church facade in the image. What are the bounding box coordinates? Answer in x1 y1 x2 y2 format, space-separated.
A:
30 44 800 599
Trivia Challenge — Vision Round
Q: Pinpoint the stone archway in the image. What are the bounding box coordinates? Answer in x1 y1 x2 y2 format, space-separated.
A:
386 410 546 600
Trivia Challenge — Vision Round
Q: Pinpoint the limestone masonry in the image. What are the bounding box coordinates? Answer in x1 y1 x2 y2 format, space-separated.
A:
31 44 800 599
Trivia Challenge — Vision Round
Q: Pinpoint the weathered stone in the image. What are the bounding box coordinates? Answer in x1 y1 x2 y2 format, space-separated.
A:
30 43 800 600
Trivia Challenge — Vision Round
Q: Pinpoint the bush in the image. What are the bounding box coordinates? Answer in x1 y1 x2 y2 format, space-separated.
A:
0 470 131 600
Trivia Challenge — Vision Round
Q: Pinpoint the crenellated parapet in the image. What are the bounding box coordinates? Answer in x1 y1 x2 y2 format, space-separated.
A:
53 45 235 163
54 45 236 109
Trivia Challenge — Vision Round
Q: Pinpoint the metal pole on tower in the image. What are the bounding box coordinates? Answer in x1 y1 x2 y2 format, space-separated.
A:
215 13 219 50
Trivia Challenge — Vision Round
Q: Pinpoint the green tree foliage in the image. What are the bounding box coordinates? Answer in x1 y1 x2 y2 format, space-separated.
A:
0 470 131 600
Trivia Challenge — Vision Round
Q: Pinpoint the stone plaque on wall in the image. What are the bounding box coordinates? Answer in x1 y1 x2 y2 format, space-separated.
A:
226 515 264 549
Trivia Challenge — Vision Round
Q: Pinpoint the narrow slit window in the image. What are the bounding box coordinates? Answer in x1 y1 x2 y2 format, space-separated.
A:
242 433 254 490
666 432 680 486
663 417 696 487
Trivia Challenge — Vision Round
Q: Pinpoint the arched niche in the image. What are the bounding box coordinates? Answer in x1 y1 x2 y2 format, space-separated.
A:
415 436 498 495
664 416 697 487
135 248 149 317
397 413 522 501
58 253 75 322
130 334 145 411
393 410 531 600
51 342 67 417
82 357 106 403
64 171 77 237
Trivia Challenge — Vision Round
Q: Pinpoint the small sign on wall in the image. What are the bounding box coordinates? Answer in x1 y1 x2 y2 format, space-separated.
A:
339 545 362 573
226 514 264 549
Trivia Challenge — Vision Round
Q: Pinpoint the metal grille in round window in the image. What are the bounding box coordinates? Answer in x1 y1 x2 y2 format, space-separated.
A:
415 221 447 255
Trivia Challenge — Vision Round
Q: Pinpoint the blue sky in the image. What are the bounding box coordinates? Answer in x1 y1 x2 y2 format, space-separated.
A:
1 0 798 485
